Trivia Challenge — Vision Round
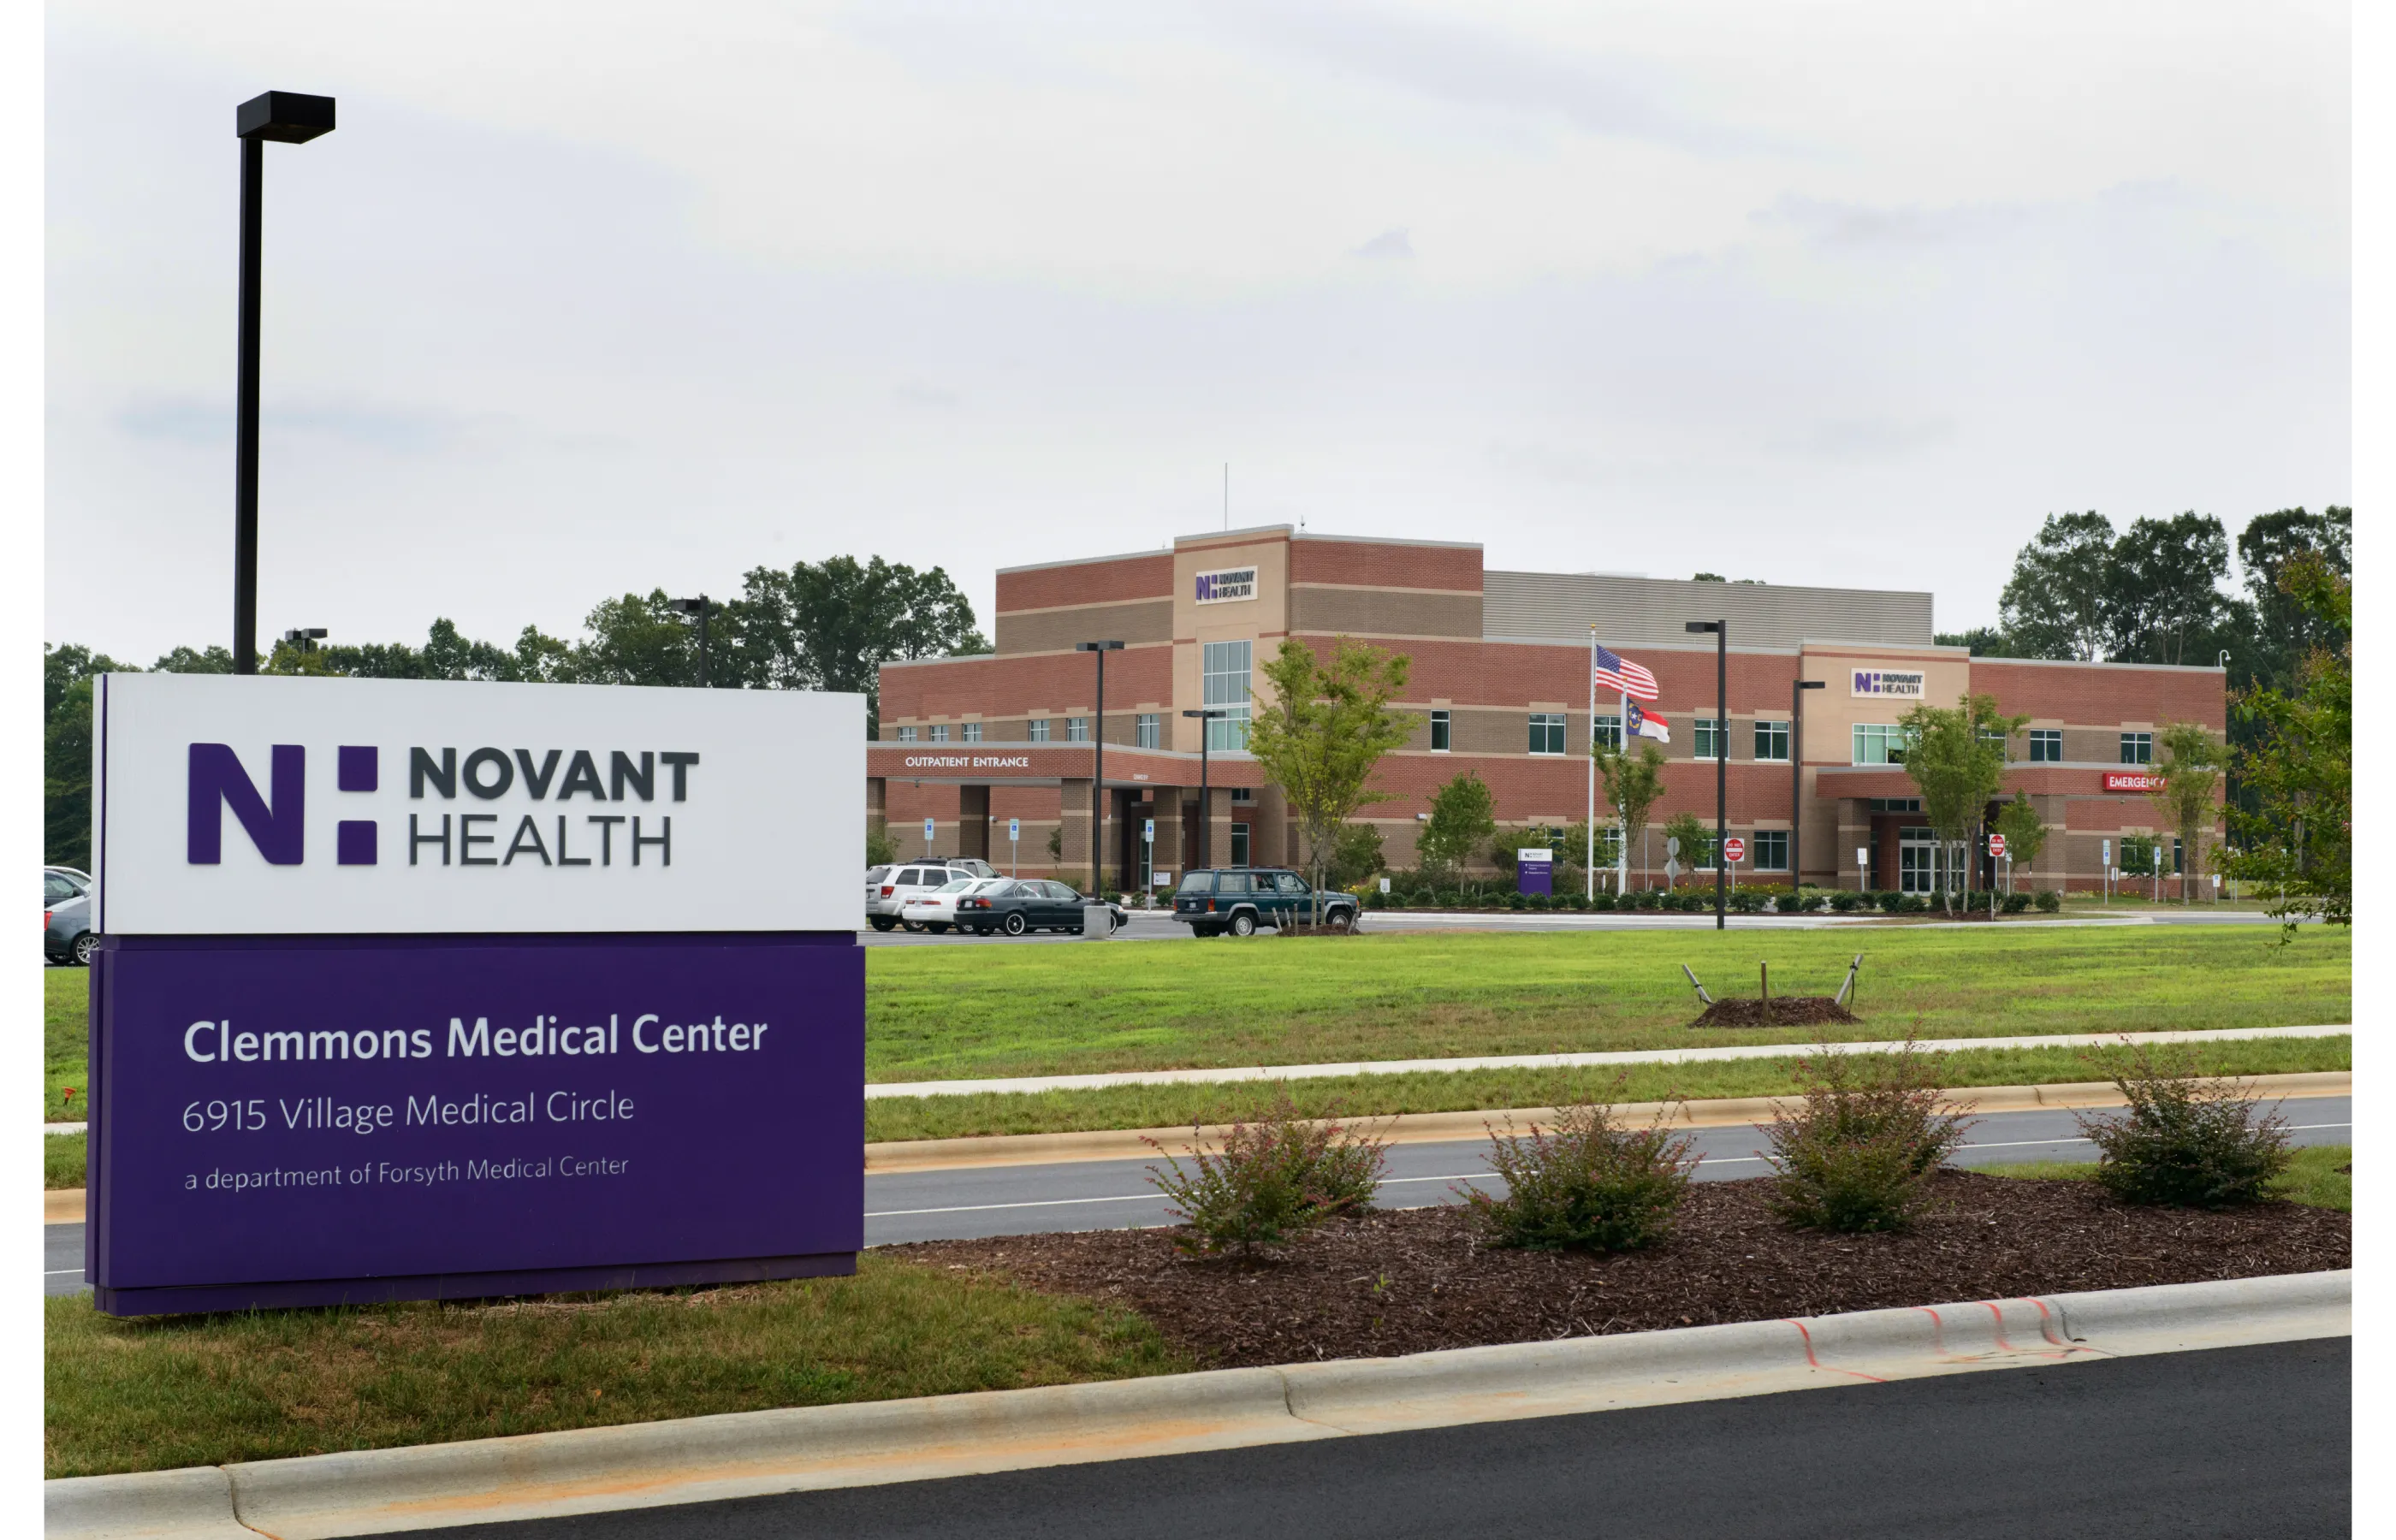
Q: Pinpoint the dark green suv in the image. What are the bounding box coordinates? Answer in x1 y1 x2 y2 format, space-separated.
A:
1173 868 1358 938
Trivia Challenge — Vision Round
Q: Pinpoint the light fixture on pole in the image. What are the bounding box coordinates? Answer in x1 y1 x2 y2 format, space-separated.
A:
280 627 327 653
1686 619 1727 930
668 596 713 687
1183 708 1230 868
1793 678 1824 888
1075 641 1124 896
231 91 335 676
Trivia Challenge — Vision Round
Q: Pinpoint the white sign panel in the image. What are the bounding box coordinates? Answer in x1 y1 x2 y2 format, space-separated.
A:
1850 669 1925 698
94 673 863 936
1193 566 1257 605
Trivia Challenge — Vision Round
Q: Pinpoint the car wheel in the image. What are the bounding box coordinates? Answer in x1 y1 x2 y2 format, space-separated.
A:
1190 924 1220 939
1328 909 1353 934
869 916 897 932
1229 911 1256 938
927 922 951 934
1003 912 1028 936
71 932 99 967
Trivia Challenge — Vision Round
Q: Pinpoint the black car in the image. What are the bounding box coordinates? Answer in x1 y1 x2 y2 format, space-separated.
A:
1172 868 1358 938
952 879 1125 937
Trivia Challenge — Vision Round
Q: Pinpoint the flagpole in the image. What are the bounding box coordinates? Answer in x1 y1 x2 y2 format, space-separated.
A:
1586 627 1597 901
1619 689 1630 891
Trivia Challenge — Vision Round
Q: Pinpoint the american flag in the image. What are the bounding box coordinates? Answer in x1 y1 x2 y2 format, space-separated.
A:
1592 642 1659 702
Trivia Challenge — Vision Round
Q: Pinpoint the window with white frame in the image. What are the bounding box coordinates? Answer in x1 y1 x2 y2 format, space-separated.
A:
1752 830 1790 871
1066 717 1089 743
1028 718 1050 743
1853 723 1907 765
1592 714 1623 752
1753 720 1790 761
1136 714 1159 749
929 724 948 743
1430 710 1451 751
1527 713 1566 755
1231 786 1254 803
963 721 982 743
1201 641 1253 749
1230 823 1251 865
2030 729 2062 762
1693 717 1725 761
2120 732 2152 764
897 726 918 743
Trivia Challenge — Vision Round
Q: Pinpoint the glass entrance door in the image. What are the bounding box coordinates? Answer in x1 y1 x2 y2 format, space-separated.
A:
1898 827 1939 894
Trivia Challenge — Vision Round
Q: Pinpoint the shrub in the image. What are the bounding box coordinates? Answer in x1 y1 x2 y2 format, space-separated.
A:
1898 894 1930 914
2073 1045 2292 1207
1145 1093 1389 1255
1527 892 1551 910
1729 888 1767 915
1467 1095 1698 1253
1828 891 1861 914
1876 890 1906 914
1384 891 1407 910
1588 891 1615 911
1762 1039 1972 1233
2001 891 2031 915
2034 889 2061 913
1507 892 1528 910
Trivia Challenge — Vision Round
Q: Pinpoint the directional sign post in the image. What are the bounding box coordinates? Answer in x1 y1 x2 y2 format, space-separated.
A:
1721 836 1744 897
1008 817 1020 877
1989 833 2007 858
922 816 935 853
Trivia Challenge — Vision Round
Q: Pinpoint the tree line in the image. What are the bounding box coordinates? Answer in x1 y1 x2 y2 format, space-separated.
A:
44 555 987 869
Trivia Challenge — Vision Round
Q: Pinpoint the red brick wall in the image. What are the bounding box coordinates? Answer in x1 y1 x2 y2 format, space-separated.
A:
880 648 1173 722
1973 661 2224 731
1290 539 1482 593
1294 637 1799 713
996 554 1174 615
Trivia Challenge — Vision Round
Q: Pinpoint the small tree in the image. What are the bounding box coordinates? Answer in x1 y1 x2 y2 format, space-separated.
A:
1245 637 1420 922
1660 810 1711 886
1419 772 1497 880
1993 794 2047 891
1326 822 1385 888
2148 722 2222 903
864 820 899 868
2224 555 2350 936
1594 742 1668 889
1898 693 2028 915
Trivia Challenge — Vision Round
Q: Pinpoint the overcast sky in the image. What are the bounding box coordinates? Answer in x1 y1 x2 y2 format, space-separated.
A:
45 0 2349 660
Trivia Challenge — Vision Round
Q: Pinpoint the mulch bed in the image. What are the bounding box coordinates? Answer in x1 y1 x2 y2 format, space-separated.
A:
1689 996 1858 1028
894 1173 2347 1368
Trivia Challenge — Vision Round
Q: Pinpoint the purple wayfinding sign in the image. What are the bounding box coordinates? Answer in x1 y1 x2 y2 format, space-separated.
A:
88 674 868 1315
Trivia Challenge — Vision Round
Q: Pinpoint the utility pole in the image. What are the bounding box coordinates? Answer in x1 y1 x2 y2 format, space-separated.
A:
1183 708 1230 869
1793 678 1824 889
1686 620 1727 929
1076 641 1124 894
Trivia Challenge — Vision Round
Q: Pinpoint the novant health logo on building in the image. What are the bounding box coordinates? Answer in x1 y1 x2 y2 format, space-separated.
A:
1193 566 1257 604
1850 669 1925 697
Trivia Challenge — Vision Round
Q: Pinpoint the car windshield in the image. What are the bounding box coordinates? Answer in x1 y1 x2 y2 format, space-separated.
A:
934 878 976 893
1177 872 1214 895
967 878 1009 892
865 867 889 884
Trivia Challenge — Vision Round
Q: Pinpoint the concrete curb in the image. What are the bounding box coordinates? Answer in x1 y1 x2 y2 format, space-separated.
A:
46 1270 2348 1539
862 1070 2352 1172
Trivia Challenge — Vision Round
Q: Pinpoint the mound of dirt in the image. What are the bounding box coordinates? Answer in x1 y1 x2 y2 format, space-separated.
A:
1689 996 1858 1028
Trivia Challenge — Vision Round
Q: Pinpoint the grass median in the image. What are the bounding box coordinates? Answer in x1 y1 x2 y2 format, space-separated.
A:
862 1035 2351 1142
1982 1143 2352 1211
44 1254 1187 1480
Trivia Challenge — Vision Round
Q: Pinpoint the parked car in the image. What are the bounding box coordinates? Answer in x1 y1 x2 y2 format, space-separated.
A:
963 879 1125 937
1172 867 1358 938
44 896 93 966
865 861 991 930
900 876 1014 933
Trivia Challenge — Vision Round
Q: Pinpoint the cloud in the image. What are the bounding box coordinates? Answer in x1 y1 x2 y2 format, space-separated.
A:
1350 228 1414 260
1796 418 1957 461
116 394 489 454
894 382 964 410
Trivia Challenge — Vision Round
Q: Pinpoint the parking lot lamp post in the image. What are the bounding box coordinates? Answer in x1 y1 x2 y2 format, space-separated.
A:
1686 620 1726 929
280 626 327 653
669 596 712 686
1793 678 1824 890
1076 641 1124 895
231 91 335 675
1183 708 1230 868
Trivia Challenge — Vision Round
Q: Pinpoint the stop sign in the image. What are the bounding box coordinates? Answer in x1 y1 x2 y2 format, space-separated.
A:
1990 833 2008 857
1722 836 1747 864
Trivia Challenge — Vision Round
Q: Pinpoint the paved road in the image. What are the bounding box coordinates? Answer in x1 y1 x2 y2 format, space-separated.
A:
46 1098 2348 1293
386 1337 2350 1539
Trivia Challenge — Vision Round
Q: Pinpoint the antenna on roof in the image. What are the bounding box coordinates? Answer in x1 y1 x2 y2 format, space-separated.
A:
1223 462 1229 530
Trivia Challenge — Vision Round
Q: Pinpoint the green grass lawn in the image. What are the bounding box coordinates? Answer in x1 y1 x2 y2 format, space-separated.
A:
45 969 86 1122
44 1255 1187 1479
1983 1143 2351 1212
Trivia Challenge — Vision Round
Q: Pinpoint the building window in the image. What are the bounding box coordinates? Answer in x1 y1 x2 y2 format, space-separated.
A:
1693 717 1724 761
1430 710 1451 751
1066 717 1089 743
1527 713 1566 755
963 721 982 743
1230 823 1251 865
897 726 918 743
1592 714 1622 751
1231 787 1254 803
1753 830 1790 871
1866 797 1922 814
1853 723 1907 765
1028 719 1049 743
1753 720 1790 761
929 724 948 743
2120 732 2152 765
1136 713 1159 749
2030 728 2062 762
1201 640 1252 749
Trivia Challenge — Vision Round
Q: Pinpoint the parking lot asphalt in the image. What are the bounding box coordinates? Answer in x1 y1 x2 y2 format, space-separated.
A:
45 1097 2351 1294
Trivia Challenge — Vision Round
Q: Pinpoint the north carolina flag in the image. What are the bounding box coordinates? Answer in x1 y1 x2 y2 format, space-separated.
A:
1628 702 1670 744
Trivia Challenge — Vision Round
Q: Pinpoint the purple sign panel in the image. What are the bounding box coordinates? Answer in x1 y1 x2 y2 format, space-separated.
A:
87 935 863 1315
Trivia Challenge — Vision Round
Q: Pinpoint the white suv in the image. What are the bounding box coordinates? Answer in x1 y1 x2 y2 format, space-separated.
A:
865 860 995 931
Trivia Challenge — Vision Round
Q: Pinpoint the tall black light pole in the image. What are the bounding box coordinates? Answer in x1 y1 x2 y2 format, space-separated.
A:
231 91 336 676
1686 620 1726 929
670 596 713 686
1076 640 1124 895
1793 678 1824 890
1183 708 1230 869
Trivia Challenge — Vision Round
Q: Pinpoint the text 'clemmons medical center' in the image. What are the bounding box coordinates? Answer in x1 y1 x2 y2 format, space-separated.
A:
869 526 2221 894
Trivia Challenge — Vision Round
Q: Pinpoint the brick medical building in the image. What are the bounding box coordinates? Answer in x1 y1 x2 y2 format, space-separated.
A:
870 527 2222 894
